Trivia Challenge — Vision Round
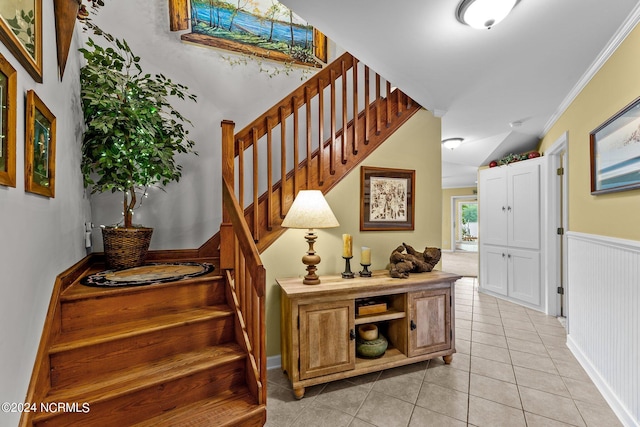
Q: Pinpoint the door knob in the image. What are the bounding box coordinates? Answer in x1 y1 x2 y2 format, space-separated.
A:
349 329 356 340
410 320 417 330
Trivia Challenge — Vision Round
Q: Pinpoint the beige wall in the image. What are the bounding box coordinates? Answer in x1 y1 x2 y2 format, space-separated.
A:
441 187 477 250
261 109 442 356
539 23 640 241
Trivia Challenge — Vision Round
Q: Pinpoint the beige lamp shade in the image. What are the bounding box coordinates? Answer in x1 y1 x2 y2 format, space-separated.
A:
282 190 339 229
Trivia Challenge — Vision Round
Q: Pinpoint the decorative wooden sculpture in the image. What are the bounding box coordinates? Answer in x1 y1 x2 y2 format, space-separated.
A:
388 243 441 278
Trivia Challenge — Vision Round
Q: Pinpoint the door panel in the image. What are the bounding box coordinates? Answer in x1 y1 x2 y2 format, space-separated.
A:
508 249 541 306
508 163 540 249
408 289 451 357
480 245 508 296
299 300 355 379
479 167 508 246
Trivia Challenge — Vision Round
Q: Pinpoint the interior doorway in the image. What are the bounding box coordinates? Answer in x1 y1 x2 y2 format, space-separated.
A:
451 196 478 253
457 201 478 252
546 132 569 327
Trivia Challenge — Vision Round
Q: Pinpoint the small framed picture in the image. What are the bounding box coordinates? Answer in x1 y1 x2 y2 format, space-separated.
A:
360 166 415 231
25 89 56 197
590 96 640 195
0 53 17 187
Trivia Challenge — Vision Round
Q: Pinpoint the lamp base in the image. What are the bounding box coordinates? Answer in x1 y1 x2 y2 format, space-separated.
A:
302 230 321 285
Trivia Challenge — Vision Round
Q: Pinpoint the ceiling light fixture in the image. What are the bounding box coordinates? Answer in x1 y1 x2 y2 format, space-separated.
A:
442 138 464 150
456 0 518 29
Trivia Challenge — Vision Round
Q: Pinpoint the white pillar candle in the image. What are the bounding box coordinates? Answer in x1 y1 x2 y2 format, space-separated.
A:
361 247 371 265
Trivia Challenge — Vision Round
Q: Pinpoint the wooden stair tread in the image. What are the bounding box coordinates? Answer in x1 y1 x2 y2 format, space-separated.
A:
132 387 264 427
51 305 234 353
61 271 224 302
39 344 246 415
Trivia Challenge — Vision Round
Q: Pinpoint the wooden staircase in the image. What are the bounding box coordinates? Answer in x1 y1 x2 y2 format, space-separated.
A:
20 253 265 427
21 51 421 427
221 52 422 250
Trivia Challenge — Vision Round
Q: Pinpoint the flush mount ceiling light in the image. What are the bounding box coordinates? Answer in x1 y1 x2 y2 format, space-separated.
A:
456 0 518 29
442 138 464 150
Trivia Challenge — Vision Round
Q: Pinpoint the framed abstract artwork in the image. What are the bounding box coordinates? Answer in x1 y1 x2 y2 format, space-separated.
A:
360 166 415 231
0 53 17 187
181 0 326 68
590 96 640 195
25 90 56 197
0 0 43 82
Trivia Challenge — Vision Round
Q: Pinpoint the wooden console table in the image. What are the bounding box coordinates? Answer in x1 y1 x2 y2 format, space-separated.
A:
278 270 461 398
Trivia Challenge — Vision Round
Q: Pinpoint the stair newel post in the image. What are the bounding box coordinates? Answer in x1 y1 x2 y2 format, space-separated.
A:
221 120 236 271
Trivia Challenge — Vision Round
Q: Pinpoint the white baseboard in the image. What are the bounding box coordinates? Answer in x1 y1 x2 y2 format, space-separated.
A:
567 336 636 427
267 354 282 371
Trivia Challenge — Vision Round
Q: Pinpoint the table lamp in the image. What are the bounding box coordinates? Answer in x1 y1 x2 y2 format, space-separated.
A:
281 190 339 285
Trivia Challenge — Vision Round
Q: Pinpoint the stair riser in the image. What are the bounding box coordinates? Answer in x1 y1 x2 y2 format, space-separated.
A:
50 316 234 389
35 359 246 427
60 280 226 333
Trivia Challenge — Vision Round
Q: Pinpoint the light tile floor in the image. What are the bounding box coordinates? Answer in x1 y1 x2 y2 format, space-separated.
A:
265 278 623 427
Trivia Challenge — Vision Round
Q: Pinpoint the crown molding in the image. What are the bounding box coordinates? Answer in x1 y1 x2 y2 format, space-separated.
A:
541 3 640 137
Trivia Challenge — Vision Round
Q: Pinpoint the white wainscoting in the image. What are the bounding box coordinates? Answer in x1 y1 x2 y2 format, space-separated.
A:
567 232 639 427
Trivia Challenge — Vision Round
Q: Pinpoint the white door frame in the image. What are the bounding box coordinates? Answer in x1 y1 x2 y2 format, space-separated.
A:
450 195 477 253
544 132 569 323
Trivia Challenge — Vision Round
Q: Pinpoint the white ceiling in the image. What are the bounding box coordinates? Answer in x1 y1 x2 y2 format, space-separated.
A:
280 0 640 188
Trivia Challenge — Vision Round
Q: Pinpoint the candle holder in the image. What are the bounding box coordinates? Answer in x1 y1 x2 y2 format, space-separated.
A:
359 263 372 277
342 256 355 279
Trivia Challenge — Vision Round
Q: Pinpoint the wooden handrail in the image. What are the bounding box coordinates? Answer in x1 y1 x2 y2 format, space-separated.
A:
221 175 266 404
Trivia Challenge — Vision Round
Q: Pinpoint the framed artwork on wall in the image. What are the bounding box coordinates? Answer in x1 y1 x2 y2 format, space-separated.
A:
181 0 326 68
360 166 415 231
590 96 640 195
25 89 56 197
0 53 17 187
0 0 43 82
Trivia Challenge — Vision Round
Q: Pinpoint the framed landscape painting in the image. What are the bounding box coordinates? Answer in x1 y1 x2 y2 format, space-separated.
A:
0 0 42 82
25 90 56 197
182 0 326 67
590 96 640 195
360 166 415 231
0 53 17 187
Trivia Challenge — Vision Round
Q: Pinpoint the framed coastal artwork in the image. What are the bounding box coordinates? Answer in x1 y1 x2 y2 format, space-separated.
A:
0 0 43 82
182 0 327 67
25 90 56 197
0 53 17 187
360 166 415 231
590 96 640 195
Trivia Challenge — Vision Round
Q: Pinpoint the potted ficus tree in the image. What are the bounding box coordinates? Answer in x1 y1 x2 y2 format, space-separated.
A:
80 25 197 269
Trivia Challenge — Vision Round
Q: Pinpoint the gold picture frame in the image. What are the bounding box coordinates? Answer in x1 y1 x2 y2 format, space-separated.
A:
25 89 56 197
360 166 415 231
0 53 17 187
0 0 43 82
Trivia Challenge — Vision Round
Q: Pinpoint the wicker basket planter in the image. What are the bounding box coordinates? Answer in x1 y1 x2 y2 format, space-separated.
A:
102 227 153 270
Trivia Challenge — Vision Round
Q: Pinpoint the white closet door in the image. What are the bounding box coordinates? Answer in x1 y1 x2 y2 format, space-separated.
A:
480 245 508 296
507 162 540 250
479 167 508 246
507 248 541 306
